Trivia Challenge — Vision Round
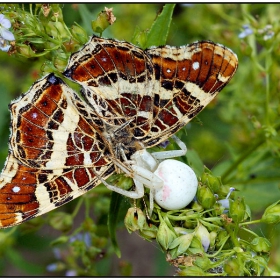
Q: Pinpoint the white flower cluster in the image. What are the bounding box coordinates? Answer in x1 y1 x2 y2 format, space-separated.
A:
0 14 15 52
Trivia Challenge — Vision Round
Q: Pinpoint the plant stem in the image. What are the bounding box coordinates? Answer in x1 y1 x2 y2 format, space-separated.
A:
240 219 262 226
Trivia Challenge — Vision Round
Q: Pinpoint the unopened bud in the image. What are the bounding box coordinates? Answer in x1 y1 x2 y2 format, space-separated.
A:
229 197 246 223
209 231 217 249
17 44 36 58
124 207 146 233
216 230 229 249
53 52 68 71
197 184 216 209
201 171 221 193
194 254 211 270
261 200 280 224
139 223 158 240
169 233 194 256
156 219 177 250
250 237 271 253
51 5 64 22
71 24 88 45
223 257 244 276
178 265 206 276
46 21 69 40
195 224 210 252
91 7 116 35
191 201 204 212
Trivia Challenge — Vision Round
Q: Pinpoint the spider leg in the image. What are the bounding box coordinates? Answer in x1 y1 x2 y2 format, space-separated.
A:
151 135 187 160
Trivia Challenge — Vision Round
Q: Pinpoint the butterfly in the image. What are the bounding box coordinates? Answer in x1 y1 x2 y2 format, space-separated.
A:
0 35 238 228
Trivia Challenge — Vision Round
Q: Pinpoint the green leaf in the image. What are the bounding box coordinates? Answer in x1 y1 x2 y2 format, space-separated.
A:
77 4 93 35
6 248 44 274
108 191 123 258
145 4 176 48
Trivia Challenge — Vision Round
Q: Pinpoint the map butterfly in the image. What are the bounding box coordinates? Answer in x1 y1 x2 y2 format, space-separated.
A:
0 35 238 228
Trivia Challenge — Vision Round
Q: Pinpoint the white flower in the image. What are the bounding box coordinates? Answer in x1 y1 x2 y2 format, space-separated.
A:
195 224 210 252
0 37 10 52
218 187 235 211
0 14 15 52
0 14 14 41
258 25 274 41
238 24 253 39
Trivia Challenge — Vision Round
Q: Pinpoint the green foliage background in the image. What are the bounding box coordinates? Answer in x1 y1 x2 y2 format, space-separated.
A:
0 3 279 276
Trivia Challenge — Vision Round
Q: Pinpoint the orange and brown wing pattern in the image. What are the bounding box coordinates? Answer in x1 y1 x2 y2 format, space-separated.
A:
0 74 114 228
63 36 238 146
0 37 238 228
63 35 155 139
143 41 238 147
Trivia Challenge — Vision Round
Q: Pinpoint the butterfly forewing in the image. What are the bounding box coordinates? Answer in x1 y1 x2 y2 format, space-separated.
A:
0 74 114 228
143 41 238 146
63 36 155 138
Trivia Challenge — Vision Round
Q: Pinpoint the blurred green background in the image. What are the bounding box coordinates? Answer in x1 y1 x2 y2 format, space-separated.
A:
0 3 279 276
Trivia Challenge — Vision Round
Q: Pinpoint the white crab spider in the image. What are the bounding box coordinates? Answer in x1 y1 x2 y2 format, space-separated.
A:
100 135 198 215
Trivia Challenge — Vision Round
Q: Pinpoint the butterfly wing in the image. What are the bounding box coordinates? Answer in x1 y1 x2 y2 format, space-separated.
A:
142 41 238 147
0 74 114 228
63 35 156 139
63 37 238 148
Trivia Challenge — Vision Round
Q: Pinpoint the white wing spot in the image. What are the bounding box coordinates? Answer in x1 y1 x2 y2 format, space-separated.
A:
12 186 21 193
166 68 171 73
32 112 38 119
192 61 200 70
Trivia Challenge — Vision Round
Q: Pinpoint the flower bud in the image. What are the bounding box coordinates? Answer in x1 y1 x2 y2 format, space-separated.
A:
124 207 146 233
178 265 206 276
173 227 193 235
194 254 211 270
229 197 246 223
91 8 116 35
46 21 69 40
51 5 64 22
53 52 68 72
70 24 88 45
38 4 52 24
17 44 36 58
216 230 229 249
223 257 244 276
189 235 204 251
201 171 221 194
169 233 194 256
139 223 158 240
156 219 177 250
250 237 271 253
191 201 204 212
195 224 210 252
62 39 79 53
197 184 216 209
261 200 280 224
209 231 217 249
